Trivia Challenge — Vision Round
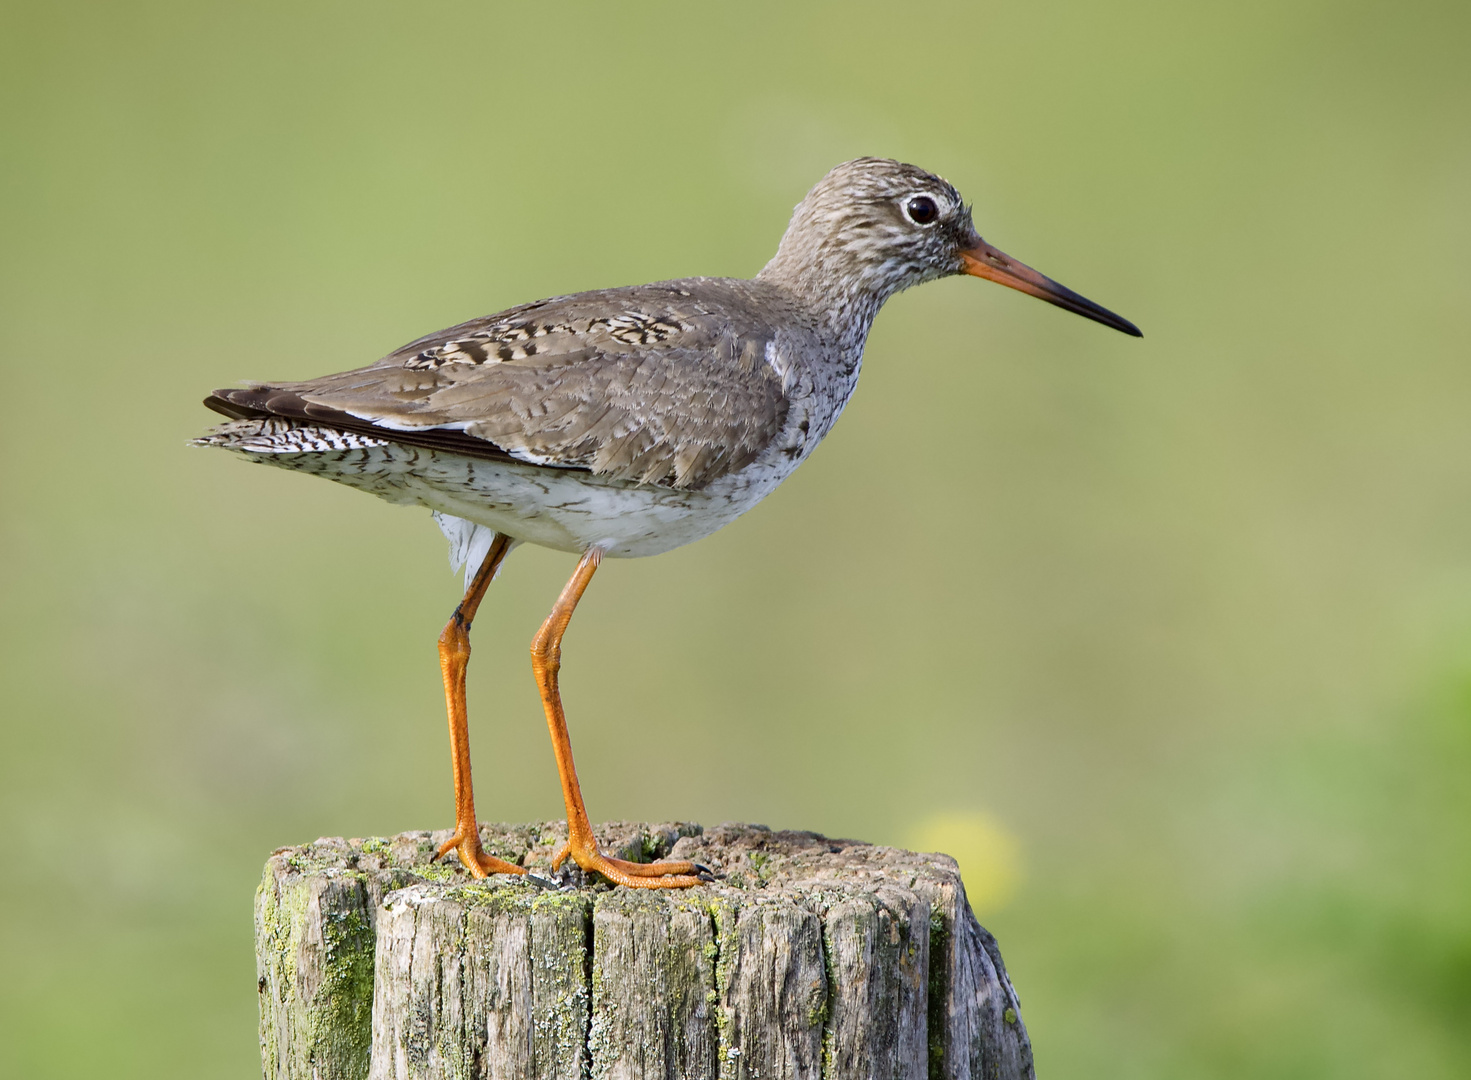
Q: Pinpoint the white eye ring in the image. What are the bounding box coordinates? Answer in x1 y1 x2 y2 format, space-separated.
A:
904 195 940 225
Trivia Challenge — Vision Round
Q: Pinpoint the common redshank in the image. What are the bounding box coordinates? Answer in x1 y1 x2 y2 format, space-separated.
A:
196 158 1140 888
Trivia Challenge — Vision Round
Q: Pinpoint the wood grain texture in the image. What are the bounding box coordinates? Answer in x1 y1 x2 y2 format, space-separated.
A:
255 822 1034 1080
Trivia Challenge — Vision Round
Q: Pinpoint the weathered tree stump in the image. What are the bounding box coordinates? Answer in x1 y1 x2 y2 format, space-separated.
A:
255 821 1034 1080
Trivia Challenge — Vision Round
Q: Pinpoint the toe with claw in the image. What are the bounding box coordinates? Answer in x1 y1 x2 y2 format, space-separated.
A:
551 838 710 889
433 829 526 879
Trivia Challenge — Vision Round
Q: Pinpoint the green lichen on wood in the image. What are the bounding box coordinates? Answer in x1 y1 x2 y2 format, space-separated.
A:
818 903 840 1079
256 866 308 1075
806 973 831 1031
310 880 376 1076
256 864 377 1080
708 896 741 1069
745 850 773 888
927 900 952 1079
535 890 594 1074
588 890 719 1077
257 823 1033 1080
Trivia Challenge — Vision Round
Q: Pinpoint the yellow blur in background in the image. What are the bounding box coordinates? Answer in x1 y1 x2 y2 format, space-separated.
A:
2 2 1470 1078
909 811 1023 917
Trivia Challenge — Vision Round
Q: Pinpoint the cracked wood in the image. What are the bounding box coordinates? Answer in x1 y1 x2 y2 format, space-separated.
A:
254 821 1034 1080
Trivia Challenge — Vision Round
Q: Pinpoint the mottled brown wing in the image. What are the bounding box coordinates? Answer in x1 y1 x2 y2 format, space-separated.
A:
207 282 789 490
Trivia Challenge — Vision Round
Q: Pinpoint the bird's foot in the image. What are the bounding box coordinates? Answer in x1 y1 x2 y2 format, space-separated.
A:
433 827 526 879
550 839 713 889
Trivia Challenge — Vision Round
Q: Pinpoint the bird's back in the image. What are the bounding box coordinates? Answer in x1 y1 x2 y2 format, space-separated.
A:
204 276 837 491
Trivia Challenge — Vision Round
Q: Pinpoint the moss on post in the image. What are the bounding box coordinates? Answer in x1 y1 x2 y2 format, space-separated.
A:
255 822 1034 1080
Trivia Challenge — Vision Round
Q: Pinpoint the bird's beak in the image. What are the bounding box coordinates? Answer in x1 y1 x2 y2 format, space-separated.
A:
960 240 1142 337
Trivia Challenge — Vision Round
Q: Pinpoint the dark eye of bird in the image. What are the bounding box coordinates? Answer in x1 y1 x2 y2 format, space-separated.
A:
905 196 939 225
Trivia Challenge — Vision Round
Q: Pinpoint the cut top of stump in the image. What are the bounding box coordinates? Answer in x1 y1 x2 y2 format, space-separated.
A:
255 821 1034 1080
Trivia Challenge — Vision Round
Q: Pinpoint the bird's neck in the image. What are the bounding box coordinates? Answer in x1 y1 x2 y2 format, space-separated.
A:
755 255 890 357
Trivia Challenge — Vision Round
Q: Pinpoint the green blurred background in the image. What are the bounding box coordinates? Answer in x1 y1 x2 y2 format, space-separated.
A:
3 1 1468 1075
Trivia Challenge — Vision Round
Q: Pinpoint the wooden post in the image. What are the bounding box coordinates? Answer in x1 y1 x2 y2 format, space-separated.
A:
255 821 1035 1080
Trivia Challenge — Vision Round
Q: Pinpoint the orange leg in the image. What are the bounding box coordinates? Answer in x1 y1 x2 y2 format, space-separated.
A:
532 549 707 888
432 533 526 878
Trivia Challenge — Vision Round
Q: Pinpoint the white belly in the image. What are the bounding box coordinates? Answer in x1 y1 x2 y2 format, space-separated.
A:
228 437 786 559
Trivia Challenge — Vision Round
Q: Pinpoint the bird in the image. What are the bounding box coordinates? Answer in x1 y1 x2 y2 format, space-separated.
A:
195 158 1140 889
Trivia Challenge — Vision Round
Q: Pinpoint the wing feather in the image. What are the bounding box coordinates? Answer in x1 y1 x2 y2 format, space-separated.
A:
205 281 791 490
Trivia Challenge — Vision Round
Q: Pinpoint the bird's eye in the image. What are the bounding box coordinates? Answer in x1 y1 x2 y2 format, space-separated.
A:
905 195 940 225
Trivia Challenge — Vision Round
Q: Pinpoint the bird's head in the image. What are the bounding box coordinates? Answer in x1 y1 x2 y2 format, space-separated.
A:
759 157 1140 338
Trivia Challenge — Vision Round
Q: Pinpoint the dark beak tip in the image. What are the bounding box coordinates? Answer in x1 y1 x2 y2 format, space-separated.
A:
1079 307 1143 339
961 244 1142 341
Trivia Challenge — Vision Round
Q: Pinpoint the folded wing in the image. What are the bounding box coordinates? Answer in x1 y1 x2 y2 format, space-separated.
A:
205 282 790 491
